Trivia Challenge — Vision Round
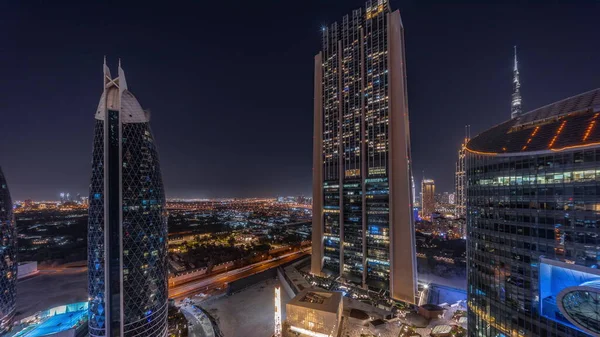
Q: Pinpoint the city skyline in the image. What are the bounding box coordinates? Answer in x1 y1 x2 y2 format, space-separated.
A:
4 2 600 337
3 1 600 200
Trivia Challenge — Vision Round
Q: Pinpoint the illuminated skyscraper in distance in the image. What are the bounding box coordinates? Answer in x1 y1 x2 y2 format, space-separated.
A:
511 46 523 119
311 0 416 303
0 167 16 334
88 59 168 337
421 179 435 218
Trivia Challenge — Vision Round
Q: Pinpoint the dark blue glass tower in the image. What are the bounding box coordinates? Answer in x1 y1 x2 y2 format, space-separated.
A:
0 167 16 334
88 60 168 337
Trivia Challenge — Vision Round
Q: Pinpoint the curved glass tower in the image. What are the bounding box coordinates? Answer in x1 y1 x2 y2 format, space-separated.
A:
0 167 16 334
88 60 168 337
467 89 600 337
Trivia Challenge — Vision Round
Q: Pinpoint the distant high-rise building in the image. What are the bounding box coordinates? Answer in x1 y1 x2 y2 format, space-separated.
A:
467 89 600 337
88 60 168 337
455 130 469 218
421 179 435 218
441 192 450 204
511 46 523 119
311 0 416 303
448 192 455 205
0 167 16 334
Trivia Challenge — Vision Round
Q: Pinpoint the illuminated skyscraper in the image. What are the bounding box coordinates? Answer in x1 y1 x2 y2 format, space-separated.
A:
467 89 600 337
88 59 168 337
511 46 523 119
0 167 16 334
421 179 435 218
311 0 416 303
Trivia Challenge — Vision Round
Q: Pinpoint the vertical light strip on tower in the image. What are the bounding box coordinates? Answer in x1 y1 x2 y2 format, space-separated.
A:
511 45 523 119
274 286 282 337
455 125 469 220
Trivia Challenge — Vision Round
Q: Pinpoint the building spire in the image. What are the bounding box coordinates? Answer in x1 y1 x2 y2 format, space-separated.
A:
513 45 518 71
511 45 523 119
103 56 111 89
118 58 127 93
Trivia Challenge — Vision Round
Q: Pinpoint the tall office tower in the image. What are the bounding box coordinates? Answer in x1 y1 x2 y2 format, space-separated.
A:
421 179 435 218
88 60 168 337
0 167 16 334
466 89 600 337
311 0 416 303
511 46 523 119
455 135 469 218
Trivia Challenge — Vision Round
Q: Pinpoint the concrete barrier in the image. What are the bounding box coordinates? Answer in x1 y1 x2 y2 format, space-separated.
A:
211 261 235 273
169 267 208 285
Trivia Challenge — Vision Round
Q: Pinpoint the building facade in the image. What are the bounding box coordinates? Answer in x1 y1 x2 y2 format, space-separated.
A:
286 290 343 337
88 60 169 337
0 167 16 333
311 0 416 303
466 89 600 337
421 179 435 218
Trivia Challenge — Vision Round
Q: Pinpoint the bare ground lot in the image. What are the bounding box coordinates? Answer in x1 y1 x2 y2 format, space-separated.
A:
16 267 87 320
199 278 291 337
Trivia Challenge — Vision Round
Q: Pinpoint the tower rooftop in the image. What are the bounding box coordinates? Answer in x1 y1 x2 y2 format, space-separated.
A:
468 88 600 155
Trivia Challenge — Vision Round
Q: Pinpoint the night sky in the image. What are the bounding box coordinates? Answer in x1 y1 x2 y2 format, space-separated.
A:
2 1 600 200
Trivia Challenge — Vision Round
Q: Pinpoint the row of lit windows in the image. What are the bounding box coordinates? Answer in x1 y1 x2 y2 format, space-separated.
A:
472 170 600 186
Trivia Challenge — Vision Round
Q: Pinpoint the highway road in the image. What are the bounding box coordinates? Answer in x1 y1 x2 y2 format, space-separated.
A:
169 248 309 299
170 244 310 288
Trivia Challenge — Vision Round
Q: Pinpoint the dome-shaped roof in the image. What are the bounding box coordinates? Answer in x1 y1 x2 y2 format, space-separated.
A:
468 88 600 156
94 63 150 123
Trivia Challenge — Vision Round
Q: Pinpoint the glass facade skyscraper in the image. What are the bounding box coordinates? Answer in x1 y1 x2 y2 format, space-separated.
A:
467 89 600 337
311 0 416 303
88 60 168 337
0 167 16 334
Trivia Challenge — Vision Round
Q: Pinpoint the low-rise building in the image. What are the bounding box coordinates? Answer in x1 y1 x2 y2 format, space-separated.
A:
285 289 343 337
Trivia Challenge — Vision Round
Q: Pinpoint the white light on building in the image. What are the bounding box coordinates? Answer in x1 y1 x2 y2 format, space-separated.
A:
274 286 282 337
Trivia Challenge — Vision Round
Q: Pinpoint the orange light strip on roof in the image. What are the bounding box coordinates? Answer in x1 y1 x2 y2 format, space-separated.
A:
583 113 599 142
548 120 567 149
465 147 498 156
522 126 540 151
550 141 600 152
